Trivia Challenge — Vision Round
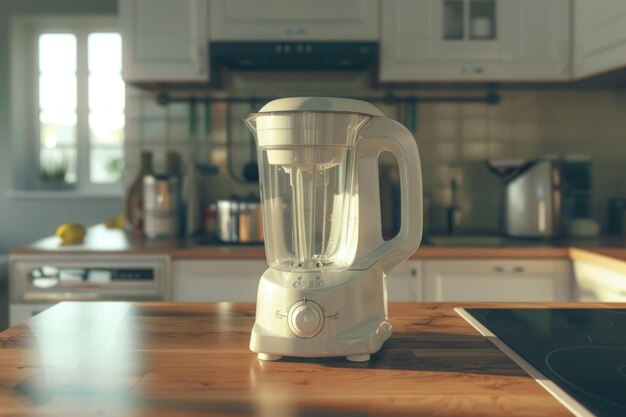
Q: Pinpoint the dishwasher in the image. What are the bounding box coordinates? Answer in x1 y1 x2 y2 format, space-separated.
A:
8 254 171 327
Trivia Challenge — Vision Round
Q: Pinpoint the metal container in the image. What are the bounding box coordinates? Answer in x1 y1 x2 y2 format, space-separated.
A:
143 174 180 239
238 201 264 243
216 199 264 243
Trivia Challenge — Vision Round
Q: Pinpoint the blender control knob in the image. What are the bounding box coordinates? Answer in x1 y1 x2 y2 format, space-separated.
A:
288 301 323 338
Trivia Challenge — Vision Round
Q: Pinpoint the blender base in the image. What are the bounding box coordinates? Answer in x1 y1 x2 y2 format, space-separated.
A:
257 353 282 361
346 354 371 362
250 263 392 361
257 353 371 362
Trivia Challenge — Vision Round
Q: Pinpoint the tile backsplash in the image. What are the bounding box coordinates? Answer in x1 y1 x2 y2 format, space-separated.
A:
124 84 626 235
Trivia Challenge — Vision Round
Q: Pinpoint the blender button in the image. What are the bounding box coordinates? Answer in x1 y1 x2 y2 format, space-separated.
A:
309 281 314 286
294 281 303 288
290 304 322 337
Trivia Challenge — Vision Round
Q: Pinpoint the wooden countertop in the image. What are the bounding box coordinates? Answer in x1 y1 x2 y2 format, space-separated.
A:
2 301 614 417
10 224 626 273
10 224 626 260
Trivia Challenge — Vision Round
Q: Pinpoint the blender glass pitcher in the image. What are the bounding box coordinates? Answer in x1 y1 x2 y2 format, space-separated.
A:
244 109 370 272
244 97 422 276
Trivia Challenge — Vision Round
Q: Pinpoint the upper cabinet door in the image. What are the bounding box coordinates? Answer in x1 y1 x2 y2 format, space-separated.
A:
573 0 626 78
120 0 209 82
210 0 378 41
380 0 570 81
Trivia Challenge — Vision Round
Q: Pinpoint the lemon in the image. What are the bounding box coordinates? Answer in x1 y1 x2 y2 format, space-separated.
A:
55 223 86 245
103 212 125 229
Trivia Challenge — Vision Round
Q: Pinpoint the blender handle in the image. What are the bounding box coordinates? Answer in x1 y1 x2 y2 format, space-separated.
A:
352 117 423 273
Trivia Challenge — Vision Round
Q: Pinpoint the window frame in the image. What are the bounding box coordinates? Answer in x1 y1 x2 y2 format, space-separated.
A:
10 16 124 195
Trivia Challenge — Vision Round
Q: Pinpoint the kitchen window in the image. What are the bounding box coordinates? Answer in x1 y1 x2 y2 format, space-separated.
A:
11 17 125 193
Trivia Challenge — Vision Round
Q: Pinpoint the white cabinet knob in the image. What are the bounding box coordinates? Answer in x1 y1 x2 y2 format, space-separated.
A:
461 65 484 74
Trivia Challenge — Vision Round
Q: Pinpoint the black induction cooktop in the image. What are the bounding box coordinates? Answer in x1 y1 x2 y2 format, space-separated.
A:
458 308 626 417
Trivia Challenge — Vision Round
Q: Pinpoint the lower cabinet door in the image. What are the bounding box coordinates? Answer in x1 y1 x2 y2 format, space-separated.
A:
386 261 421 302
173 260 267 302
423 260 572 302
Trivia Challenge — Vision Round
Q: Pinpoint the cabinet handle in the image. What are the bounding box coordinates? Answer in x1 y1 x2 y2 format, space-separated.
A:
494 265 524 273
286 26 306 36
461 65 484 74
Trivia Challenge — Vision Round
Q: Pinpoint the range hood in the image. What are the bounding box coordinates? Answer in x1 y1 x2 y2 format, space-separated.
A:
210 41 378 71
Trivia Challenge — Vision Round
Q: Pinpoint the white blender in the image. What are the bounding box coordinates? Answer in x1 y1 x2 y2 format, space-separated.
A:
243 97 422 362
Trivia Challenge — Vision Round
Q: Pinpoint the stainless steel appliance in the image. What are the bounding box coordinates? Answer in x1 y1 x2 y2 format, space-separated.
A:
216 198 264 244
9 254 170 327
504 160 591 238
143 174 180 239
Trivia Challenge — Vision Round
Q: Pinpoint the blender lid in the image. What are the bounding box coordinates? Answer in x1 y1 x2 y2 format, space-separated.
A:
258 97 384 117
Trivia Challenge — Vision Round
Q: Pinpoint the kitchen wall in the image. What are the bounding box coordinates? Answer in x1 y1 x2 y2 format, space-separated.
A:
125 75 626 235
418 88 626 233
0 0 122 253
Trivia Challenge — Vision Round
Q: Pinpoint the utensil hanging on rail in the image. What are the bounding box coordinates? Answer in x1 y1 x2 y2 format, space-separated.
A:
156 91 502 107
242 100 259 182
226 102 246 184
196 101 219 175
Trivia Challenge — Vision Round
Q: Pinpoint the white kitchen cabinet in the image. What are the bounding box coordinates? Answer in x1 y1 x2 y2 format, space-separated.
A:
173 259 421 302
210 0 378 41
380 0 570 81
386 260 422 302
422 259 573 302
573 0 626 78
574 261 626 302
119 0 209 82
173 260 266 302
